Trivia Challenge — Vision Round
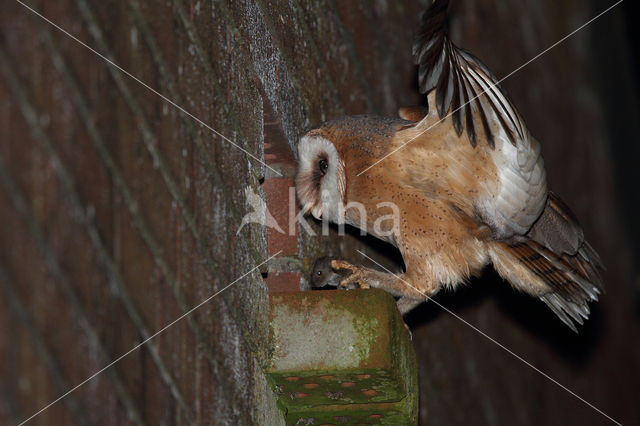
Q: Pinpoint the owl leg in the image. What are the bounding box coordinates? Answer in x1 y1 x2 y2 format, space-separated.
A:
329 260 371 289
396 297 423 315
330 260 427 299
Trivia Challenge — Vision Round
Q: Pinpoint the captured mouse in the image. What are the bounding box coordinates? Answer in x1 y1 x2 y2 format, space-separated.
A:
311 256 357 290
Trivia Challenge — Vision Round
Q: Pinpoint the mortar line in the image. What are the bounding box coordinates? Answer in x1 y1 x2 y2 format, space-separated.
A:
33 7 259 405
73 0 226 262
124 4 283 397
172 0 258 131
0 383 22 426
16 251 280 426
0 264 94 426
74 0 272 375
0 158 146 426
75 0 268 270
127 0 264 265
21 1 275 417
210 0 315 156
250 0 340 125
171 0 274 183
170 0 304 172
13 0 280 177
182 0 337 126
0 41 194 425
177 0 340 163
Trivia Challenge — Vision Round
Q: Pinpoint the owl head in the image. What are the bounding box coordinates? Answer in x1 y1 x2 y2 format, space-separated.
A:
295 132 347 224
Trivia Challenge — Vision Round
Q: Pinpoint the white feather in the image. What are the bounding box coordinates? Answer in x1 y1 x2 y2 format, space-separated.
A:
297 135 346 224
457 67 548 237
483 125 547 237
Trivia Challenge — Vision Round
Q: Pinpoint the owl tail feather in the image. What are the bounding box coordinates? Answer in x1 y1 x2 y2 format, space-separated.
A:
498 193 604 332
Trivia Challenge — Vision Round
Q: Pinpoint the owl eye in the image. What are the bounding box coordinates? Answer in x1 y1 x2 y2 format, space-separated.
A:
318 158 328 176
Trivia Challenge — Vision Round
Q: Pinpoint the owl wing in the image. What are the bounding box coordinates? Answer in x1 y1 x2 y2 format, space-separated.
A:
413 0 524 149
409 0 546 239
495 193 604 331
408 1 603 330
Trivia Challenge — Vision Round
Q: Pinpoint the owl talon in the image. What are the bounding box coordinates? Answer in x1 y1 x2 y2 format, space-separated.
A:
329 259 354 272
339 274 371 290
329 260 370 290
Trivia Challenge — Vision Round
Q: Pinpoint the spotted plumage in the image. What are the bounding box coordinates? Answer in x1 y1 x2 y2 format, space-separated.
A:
295 0 603 331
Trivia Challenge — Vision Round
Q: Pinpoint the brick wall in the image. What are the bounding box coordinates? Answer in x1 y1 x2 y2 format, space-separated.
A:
0 1 423 424
1 1 639 425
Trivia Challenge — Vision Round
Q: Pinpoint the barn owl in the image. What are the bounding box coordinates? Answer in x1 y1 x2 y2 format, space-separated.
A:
296 0 603 331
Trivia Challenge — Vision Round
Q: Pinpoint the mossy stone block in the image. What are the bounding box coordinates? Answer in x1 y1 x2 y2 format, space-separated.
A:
267 289 418 425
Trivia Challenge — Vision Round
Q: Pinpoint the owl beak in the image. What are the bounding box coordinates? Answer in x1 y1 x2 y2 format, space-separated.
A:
311 205 323 220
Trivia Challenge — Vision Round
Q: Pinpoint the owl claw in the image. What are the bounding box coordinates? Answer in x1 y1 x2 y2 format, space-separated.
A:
329 259 354 272
330 260 371 290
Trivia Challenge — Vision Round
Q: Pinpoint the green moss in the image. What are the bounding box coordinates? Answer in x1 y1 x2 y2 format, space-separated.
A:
266 289 418 425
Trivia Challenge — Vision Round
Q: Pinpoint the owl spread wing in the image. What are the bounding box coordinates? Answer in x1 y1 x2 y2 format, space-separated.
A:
407 0 547 239
407 1 604 330
412 0 524 148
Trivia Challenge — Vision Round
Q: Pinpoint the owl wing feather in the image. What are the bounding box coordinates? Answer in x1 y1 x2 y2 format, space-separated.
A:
508 193 604 330
503 225 603 331
407 0 547 239
407 1 604 330
412 0 524 148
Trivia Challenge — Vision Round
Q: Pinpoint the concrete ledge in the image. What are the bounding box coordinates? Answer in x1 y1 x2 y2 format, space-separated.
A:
266 289 418 425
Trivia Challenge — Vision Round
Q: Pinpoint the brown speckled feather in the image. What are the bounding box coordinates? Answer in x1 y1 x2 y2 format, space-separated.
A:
296 2 604 331
505 193 604 331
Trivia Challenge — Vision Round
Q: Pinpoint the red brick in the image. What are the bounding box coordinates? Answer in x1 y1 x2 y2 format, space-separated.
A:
262 177 298 256
265 271 301 293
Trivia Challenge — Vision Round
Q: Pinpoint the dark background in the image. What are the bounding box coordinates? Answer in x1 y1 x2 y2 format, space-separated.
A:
1 0 639 425
402 1 640 424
